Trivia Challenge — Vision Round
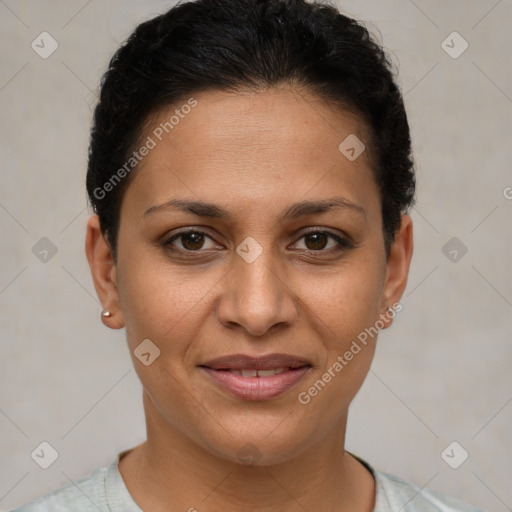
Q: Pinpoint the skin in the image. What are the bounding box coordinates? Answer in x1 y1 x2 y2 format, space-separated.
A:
85 87 413 512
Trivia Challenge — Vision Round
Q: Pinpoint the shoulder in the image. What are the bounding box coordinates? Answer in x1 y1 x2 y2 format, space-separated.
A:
9 466 109 512
374 469 486 512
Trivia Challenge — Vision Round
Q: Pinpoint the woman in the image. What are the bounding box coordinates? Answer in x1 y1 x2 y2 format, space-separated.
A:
12 0 484 510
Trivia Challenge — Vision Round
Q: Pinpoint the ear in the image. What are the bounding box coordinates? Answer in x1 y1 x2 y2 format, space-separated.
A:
379 214 413 329
85 215 124 329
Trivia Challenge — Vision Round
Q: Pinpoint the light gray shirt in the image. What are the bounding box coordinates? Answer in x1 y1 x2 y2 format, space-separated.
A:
10 450 485 511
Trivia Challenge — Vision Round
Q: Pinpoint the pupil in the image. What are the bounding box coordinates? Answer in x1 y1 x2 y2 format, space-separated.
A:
306 233 327 250
183 232 204 250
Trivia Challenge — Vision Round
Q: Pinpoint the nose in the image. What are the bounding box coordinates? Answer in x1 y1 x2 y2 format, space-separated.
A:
216 246 298 337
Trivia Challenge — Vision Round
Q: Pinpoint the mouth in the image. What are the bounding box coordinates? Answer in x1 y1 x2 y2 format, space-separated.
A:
199 353 312 400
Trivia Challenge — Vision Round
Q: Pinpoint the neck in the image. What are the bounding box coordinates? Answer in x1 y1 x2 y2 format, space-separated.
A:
118 392 375 512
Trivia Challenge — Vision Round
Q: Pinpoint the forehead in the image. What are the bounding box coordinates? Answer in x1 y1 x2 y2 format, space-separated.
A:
146 88 369 158
122 88 378 218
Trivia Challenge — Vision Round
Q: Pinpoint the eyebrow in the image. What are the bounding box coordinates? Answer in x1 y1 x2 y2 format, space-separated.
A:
143 196 366 221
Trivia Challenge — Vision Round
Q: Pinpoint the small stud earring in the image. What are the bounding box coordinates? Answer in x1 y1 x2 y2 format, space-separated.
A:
101 310 112 318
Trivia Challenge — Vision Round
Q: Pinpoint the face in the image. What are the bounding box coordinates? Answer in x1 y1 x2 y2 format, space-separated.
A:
86 87 412 465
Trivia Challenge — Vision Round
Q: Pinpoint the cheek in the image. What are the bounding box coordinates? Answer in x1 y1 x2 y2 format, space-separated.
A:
117 252 230 373
117 261 209 410
293 263 383 420
299 257 386 340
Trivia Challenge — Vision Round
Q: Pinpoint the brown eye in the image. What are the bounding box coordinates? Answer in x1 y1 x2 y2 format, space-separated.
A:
293 230 351 252
181 232 205 250
304 232 329 250
165 230 218 251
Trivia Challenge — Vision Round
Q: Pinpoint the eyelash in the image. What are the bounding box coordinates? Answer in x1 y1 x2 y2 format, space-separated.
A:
163 228 354 255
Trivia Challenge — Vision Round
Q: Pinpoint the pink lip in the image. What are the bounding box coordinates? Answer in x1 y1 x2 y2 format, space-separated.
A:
199 353 312 400
200 366 311 400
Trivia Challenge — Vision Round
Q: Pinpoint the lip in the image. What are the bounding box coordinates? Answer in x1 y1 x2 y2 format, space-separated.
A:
199 353 312 401
200 353 311 370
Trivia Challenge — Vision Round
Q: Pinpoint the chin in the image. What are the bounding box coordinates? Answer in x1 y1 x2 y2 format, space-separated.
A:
199 423 313 467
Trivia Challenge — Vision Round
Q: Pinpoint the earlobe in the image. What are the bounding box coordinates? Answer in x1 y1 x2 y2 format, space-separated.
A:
85 215 124 330
380 214 413 329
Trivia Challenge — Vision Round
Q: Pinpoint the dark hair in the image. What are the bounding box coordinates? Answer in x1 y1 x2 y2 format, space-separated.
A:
86 0 415 259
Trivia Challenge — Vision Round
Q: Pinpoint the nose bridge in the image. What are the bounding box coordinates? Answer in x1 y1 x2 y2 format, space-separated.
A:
235 239 284 312
216 236 297 335
238 246 280 301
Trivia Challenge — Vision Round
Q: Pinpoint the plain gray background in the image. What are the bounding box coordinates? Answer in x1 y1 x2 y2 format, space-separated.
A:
1 0 511 510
